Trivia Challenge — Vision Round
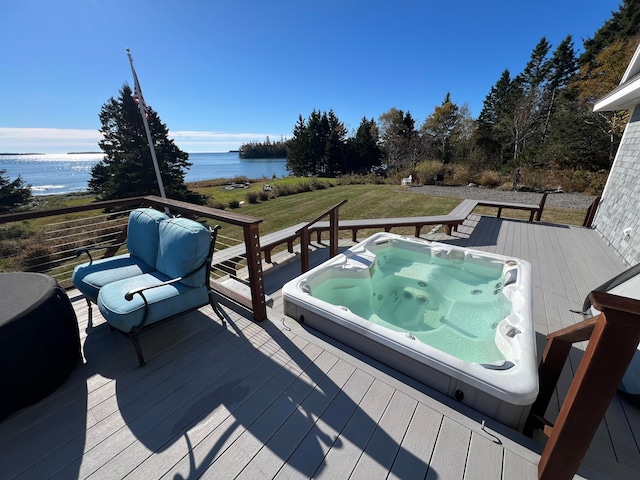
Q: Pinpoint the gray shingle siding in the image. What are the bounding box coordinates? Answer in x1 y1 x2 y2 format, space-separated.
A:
594 104 640 265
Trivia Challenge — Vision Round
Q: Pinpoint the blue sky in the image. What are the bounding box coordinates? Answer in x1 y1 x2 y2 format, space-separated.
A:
0 1 622 153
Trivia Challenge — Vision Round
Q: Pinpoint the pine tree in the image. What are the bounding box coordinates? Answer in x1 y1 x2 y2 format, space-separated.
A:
348 117 382 173
89 84 203 203
378 108 418 171
0 170 32 213
421 92 460 162
541 36 579 141
475 70 513 165
509 37 552 159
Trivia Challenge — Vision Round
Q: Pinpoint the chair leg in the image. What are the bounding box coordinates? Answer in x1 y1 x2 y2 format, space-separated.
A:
208 291 226 326
130 333 146 367
85 298 93 328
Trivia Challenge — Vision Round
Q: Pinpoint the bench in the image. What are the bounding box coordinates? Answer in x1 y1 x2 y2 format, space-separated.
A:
311 215 462 242
73 208 224 366
444 199 478 234
477 192 547 222
443 193 548 234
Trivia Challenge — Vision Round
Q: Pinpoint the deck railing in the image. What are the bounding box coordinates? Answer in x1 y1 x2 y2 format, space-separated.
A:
0 195 269 321
296 199 347 272
526 291 640 480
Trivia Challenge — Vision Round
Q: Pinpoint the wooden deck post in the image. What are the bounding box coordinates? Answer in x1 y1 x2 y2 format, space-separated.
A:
329 207 339 258
243 222 267 322
535 192 548 221
300 227 310 273
525 317 597 435
538 292 640 480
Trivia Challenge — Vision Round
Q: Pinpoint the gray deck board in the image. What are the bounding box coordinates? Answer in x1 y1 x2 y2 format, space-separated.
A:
349 390 419 479
3 215 640 480
314 379 397 479
388 402 441 480
464 432 504 480
426 417 471 479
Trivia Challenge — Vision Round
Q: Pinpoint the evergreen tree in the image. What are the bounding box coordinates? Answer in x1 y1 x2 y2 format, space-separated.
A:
580 0 640 67
541 36 579 142
347 117 382 173
509 37 552 159
286 115 312 176
286 110 349 176
421 92 460 162
378 108 419 171
323 110 348 175
475 70 513 165
0 170 32 213
90 84 203 203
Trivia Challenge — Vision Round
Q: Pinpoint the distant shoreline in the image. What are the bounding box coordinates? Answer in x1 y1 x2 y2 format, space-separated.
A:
0 152 45 156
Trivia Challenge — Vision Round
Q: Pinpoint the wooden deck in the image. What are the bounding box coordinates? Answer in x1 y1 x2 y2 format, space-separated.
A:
2 214 640 479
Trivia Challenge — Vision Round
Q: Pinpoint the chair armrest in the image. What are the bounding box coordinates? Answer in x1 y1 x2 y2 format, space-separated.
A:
75 241 126 263
124 275 184 301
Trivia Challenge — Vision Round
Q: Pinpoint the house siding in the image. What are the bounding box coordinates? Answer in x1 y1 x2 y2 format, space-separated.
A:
594 103 640 266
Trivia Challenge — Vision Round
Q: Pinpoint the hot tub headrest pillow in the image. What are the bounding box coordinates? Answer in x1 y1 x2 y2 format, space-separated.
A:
156 217 211 287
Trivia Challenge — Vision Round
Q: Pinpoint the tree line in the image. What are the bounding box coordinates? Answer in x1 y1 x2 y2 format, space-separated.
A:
242 1 640 178
239 137 287 159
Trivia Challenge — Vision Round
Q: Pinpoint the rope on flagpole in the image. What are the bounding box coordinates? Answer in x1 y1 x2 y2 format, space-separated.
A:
126 48 168 203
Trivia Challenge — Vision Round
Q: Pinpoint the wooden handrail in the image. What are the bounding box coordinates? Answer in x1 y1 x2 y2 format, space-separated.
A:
295 199 348 273
529 291 640 480
295 199 348 233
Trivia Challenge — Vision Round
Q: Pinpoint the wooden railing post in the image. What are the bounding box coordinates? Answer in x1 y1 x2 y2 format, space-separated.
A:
535 192 548 221
524 316 597 435
329 207 339 258
243 222 267 322
582 196 601 228
538 292 640 480
300 227 310 273
295 199 348 273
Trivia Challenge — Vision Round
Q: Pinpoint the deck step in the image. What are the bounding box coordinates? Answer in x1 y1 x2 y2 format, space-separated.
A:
218 277 273 308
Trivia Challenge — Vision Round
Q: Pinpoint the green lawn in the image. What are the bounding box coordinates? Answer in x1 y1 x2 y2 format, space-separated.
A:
200 183 587 236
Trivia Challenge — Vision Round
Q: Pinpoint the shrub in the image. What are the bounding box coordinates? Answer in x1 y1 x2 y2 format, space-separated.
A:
19 242 54 272
258 191 271 201
414 161 445 185
246 192 259 204
228 199 240 209
477 170 502 188
448 164 478 186
273 184 293 196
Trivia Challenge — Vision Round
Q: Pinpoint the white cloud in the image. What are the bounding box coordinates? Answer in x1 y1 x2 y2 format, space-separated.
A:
0 128 102 153
0 127 283 154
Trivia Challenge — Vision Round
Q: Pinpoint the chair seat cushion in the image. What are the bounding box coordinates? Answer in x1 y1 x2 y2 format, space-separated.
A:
72 254 154 303
97 272 209 333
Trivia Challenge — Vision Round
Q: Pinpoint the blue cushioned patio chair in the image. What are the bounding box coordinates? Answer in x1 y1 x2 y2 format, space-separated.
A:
97 218 225 366
73 209 225 366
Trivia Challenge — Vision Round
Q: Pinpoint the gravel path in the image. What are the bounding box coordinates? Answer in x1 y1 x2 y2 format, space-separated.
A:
408 185 597 210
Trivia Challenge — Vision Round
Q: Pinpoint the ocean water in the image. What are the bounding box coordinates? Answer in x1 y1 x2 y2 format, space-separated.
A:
0 152 289 196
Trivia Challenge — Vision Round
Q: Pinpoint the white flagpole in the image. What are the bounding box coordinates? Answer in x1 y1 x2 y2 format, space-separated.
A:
126 48 167 200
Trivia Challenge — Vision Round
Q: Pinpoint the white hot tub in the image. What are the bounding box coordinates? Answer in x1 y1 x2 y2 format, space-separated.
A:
282 232 538 430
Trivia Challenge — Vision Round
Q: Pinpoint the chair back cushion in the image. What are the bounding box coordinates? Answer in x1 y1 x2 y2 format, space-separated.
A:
126 208 169 268
156 218 211 287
